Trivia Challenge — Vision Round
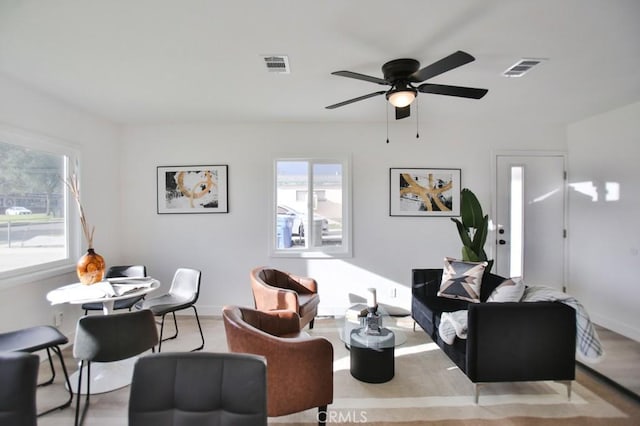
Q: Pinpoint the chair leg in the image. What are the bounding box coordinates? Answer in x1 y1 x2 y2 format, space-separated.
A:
191 305 205 352
75 361 91 426
309 318 315 329
318 405 328 425
37 345 73 416
39 347 57 386
159 312 179 342
158 311 181 352
158 314 166 352
159 307 204 352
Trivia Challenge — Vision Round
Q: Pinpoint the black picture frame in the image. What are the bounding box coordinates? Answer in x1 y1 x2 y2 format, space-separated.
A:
389 168 461 217
157 165 228 214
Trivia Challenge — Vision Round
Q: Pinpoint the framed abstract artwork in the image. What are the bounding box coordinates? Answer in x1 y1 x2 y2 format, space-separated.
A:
157 165 228 214
389 168 461 217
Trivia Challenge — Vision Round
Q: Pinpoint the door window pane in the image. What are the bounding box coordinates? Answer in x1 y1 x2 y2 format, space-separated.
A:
510 166 524 277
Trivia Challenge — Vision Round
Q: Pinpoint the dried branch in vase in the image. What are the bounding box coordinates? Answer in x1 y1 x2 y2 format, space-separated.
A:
64 173 95 249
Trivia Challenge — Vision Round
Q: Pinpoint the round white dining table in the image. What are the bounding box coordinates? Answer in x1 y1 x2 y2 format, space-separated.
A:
46 279 160 394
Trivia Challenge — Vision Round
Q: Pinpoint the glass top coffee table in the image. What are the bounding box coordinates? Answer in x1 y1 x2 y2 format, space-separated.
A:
339 304 407 383
339 304 407 347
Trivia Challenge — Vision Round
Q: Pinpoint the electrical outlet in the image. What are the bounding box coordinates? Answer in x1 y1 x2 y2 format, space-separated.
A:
54 312 63 327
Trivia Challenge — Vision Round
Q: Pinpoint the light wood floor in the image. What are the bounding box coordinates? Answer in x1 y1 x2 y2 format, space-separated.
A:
580 324 640 398
32 316 640 425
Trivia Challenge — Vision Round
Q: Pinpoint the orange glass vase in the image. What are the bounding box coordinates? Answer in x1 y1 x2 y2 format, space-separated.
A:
77 248 106 285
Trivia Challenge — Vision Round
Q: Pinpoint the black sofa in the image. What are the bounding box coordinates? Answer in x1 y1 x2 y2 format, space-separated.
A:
411 268 576 402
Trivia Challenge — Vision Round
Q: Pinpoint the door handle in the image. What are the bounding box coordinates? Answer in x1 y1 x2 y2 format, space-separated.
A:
498 239 507 245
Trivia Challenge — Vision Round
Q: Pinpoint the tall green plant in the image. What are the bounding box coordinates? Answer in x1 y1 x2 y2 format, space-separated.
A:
451 188 493 271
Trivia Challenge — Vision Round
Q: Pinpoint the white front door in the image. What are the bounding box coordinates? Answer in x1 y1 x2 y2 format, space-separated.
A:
494 154 566 290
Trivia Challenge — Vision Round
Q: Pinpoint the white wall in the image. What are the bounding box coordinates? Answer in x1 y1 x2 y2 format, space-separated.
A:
0 73 121 335
120 120 566 316
567 101 640 341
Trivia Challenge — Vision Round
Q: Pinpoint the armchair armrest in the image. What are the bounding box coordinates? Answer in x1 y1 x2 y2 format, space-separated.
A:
252 281 300 312
259 335 333 417
241 308 302 336
286 273 318 294
466 301 576 383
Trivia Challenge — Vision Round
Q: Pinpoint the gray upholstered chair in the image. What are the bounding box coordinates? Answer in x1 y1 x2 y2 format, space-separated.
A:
82 265 147 314
0 325 72 416
73 309 159 426
129 352 267 426
0 352 39 426
137 268 204 352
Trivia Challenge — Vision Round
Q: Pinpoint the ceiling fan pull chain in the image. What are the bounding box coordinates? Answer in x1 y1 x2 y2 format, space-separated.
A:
416 100 420 139
386 103 390 143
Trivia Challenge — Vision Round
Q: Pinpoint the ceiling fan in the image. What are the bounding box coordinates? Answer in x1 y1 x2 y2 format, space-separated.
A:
326 50 488 120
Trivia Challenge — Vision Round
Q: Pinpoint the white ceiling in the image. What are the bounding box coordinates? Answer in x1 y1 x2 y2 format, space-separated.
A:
0 0 639 126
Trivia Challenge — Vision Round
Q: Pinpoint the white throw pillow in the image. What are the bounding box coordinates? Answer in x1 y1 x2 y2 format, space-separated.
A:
487 277 525 302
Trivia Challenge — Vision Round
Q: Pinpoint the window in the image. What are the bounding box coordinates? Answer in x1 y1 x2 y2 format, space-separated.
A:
0 126 78 285
272 157 351 257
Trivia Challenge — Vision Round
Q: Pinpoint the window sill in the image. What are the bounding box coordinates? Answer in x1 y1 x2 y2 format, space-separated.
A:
0 262 76 291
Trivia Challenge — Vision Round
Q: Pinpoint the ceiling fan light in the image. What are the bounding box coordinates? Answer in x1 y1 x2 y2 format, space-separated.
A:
387 89 416 108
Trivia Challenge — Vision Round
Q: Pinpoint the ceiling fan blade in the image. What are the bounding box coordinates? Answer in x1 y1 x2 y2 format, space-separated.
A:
409 50 475 83
395 105 410 120
417 83 488 99
325 91 386 109
331 70 389 85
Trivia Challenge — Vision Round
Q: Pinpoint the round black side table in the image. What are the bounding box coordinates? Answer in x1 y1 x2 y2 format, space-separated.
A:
349 328 395 383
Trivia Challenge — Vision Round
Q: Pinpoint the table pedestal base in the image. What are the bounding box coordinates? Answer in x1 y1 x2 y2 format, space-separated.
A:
67 356 139 394
350 345 395 383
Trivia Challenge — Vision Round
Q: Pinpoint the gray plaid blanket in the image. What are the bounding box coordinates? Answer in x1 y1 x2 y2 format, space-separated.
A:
521 286 604 362
438 286 604 362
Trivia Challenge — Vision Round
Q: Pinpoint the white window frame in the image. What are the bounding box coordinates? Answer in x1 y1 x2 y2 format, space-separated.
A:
0 124 81 289
270 155 352 258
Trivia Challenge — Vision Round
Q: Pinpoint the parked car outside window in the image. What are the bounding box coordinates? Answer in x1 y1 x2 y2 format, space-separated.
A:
5 206 32 215
277 205 305 236
277 204 329 237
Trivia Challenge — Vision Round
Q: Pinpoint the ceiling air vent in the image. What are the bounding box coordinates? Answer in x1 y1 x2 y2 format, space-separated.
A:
502 58 545 77
262 55 290 74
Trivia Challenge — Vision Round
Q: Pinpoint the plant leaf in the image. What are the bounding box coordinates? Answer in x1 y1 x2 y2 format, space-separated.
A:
471 215 489 255
451 218 473 248
462 246 481 262
460 188 484 229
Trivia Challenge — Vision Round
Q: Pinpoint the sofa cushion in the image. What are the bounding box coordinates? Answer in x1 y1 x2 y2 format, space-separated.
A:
412 295 468 336
487 277 525 302
438 258 487 303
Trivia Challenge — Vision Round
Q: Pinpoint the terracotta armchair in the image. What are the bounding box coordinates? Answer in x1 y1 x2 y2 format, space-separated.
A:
222 305 333 424
250 266 320 329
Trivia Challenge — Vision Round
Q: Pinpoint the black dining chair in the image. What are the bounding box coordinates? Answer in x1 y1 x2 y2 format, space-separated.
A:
81 265 147 314
129 352 267 426
73 309 159 426
0 352 39 426
137 268 204 352
0 325 73 416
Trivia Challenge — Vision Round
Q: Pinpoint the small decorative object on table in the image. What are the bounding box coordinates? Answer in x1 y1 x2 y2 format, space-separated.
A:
76 248 105 285
65 172 105 285
364 288 382 335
